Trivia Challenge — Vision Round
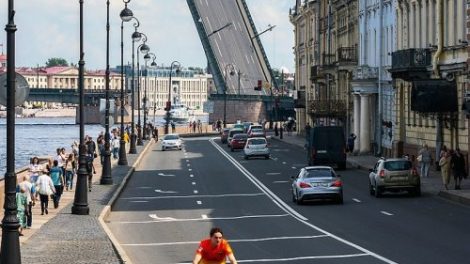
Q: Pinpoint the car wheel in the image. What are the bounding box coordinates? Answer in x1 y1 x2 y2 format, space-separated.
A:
374 182 382 198
369 181 375 196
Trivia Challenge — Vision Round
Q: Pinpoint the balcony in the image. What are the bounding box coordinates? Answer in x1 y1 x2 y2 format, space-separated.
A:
310 65 323 80
390 48 432 81
309 99 347 117
337 47 358 64
321 53 336 67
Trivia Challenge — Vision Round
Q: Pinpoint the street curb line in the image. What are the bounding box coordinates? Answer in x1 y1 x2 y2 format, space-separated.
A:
98 141 154 264
438 190 470 206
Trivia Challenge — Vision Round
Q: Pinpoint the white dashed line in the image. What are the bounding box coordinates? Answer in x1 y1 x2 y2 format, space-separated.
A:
292 167 297 170
189 174 194 178
188 169 192 171
196 201 202 205
381 211 393 216
273 181 289 184
352 198 362 203
201 214 208 219
129 201 148 203
266 172 281 175
187 164 191 167
191 182 196 185
282 162 287 165
186 160 189 162
193 190 199 194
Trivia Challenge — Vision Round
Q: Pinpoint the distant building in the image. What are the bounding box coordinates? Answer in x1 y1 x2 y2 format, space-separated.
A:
0 53 6 73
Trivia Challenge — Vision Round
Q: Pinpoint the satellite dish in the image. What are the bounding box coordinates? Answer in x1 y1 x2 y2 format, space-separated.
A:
0 72 30 107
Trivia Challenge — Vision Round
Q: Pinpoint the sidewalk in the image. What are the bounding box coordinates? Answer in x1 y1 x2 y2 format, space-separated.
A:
269 132 470 206
16 142 152 264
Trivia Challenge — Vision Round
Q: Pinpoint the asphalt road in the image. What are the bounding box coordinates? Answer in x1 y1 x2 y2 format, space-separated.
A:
194 0 268 95
107 137 470 264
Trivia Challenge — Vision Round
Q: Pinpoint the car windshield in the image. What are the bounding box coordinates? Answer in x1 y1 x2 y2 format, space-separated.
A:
248 138 266 145
384 160 412 171
252 129 263 132
304 169 334 178
250 126 262 130
164 135 179 140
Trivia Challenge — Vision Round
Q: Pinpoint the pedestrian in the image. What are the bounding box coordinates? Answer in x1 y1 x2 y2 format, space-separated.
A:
274 123 278 136
86 136 97 174
192 120 197 133
189 121 193 133
439 150 451 190
280 123 283 139
16 186 28 236
197 120 202 133
347 133 357 153
418 144 432 178
97 133 105 165
85 144 94 192
216 119 222 132
64 153 76 191
55 147 67 177
171 121 176 133
305 123 312 140
18 176 35 229
29 156 43 184
50 160 65 209
192 227 238 264
36 170 55 215
451 148 466 190
112 136 120 159
154 126 159 142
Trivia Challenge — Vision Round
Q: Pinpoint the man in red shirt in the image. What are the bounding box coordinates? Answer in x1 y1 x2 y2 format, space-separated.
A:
193 227 238 264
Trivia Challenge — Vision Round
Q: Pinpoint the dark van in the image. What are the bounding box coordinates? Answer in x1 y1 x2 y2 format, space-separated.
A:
307 126 347 170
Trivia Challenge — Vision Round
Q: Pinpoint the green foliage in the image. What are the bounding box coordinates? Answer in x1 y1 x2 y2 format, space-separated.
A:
45 57 69 67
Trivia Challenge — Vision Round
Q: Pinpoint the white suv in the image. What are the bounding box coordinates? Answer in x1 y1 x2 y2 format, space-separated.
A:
369 158 420 197
243 137 270 160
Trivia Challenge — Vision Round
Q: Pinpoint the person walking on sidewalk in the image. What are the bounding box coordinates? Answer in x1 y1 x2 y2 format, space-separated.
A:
418 144 432 178
192 227 238 264
29 156 43 184
50 160 65 209
439 150 451 190
16 186 28 236
36 171 55 215
112 136 120 159
451 148 466 190
18 176 35 229
64 154 76 191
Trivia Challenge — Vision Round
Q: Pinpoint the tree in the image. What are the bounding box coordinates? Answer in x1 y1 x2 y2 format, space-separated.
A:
45 57 69 67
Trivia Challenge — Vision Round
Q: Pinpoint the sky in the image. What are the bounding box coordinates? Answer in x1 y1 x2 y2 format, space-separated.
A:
0 0 295 73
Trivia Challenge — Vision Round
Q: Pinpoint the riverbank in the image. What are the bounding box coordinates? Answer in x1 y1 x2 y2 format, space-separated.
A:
0 108 76 118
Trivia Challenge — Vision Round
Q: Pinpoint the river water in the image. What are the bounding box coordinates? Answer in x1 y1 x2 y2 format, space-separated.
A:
0 114 208 177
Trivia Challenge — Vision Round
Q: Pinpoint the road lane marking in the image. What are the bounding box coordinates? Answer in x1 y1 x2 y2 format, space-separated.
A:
155 189 177 194
193 190 198 194
201 214 208 219
381 211 393 216
177 254 370 263
118 214 289 224
273 181 289 184
122 235 328 246
120 193 265 200
188 168 192 171
189 174 194 178
270 157 278 161
129 201 148 203
266 172 281 175
282 162 287 164
186 159 189 162
191 182 196 185
136 187 152 189
291 167 297 170
157 173 175 177
196 201 202 205
210 138 398 264
352 198 362 203
187 164 191 167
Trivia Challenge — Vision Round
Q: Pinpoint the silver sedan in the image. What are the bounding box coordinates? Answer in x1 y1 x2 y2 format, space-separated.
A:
291 166 343 204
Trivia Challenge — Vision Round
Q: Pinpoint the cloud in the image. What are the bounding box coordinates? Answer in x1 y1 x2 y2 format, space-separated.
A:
0 0 293 72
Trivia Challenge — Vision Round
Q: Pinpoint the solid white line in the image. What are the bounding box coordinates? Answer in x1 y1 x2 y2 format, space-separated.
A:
120 193 265 200
122 235 328 247
381 211 393 216
266 172 281 175
201 214 208 219
117 214 289 224
176 254 370 263
129 201 148 203
196 201 202 205
273 181 289 184
352 198 362 203
209 138 398 264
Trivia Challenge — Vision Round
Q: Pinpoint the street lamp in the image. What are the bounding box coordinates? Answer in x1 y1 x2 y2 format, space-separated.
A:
143 53 151 140
165 61 181 134
71 0 90 215
100 0 113 185
136 37 149 144
0 0 21 262
118 0 134 166
148 54 158 125
224 63 236 128
128 17 141 154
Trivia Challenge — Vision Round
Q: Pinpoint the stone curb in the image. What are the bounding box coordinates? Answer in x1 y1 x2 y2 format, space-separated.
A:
98 140 154 264
438 190 470 206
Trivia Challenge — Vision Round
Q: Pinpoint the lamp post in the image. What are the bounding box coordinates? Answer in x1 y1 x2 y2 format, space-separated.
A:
165 61 181 134
0 0 21 262
148 54 158 125
71 0 90 215
143 53 151 140
224 63 235 128
100 0 113 185
118 0 133 166
136 38 150 144
128 17 141 154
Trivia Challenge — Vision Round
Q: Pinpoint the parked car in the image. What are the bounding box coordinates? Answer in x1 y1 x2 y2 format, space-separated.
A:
291 166 343 204
247 124 264 135
368 158 420 197
248 128 266 138
227 128 244 147
307 126 346 170
243 137 270 159
161 134 183 151
220 128 230 144
230 134 248 151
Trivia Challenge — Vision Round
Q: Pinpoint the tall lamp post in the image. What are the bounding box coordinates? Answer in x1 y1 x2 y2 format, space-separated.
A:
71 0 90 216
118 0 134 166
224 63 235 128
128 17 141 154
136 38 150 144
0 0 21 262
100 0 113 185
148 54 158 125
143 53 151 140
165 61 181 134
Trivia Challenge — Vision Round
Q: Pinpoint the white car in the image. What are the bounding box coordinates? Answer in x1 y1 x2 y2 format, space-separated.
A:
161 134 183 151
243 137 270 159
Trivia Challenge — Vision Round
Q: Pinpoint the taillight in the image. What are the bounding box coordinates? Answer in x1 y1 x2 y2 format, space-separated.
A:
299 182 311 188
331 180 342 187
379 170 385 177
